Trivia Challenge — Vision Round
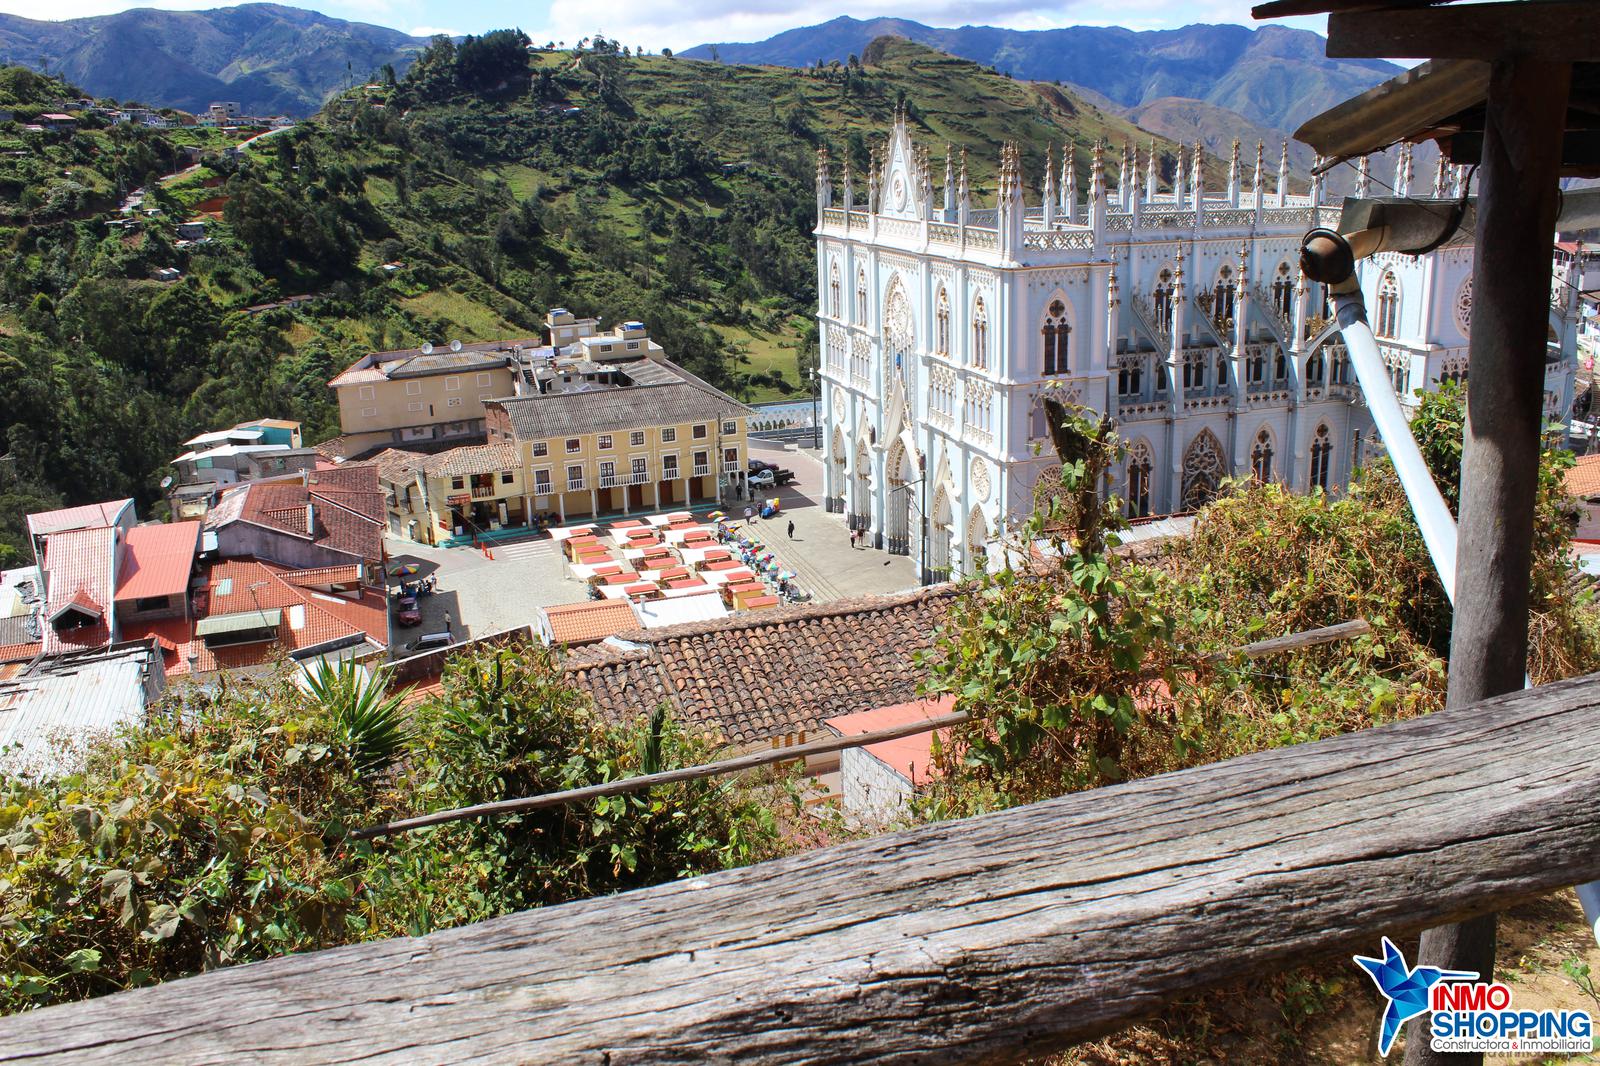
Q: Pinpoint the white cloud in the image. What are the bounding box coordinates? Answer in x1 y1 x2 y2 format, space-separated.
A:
410 24 462 35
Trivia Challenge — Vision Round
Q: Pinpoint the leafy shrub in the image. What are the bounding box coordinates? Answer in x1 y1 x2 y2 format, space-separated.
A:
0 647 784 1011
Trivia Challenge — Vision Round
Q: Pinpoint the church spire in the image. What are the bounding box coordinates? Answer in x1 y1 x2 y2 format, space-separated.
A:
1276 140 1289 205
1175 143 1188 210
943 144 954 216
958 147 970 225
1432 150 1448 198
1252 141 1265 211
867 144 881 213
1145 139 1157 202
841 152 854 212
1228 138 1241 207
1043 142 1057 227
1063 144 1076 222
1356 154 1371 199
815 145 831 211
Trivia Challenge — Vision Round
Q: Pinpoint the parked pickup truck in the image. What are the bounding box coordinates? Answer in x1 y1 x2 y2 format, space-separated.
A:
747 459 796 487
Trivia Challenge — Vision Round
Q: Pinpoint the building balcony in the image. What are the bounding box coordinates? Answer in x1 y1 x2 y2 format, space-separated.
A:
722 461 741 473
599 474 621 488
470 486 499 499
566 479 586 492
625 470 651 485
662 466 683 481
691 464 711 477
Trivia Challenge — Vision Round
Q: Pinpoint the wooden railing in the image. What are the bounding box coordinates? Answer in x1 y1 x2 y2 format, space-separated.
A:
6 672 1600 1063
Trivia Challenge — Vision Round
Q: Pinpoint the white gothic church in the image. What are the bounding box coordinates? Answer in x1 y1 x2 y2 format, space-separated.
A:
815 109 1581 582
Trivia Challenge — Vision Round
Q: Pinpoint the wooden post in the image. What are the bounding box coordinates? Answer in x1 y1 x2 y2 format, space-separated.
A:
1403 55 1571 1066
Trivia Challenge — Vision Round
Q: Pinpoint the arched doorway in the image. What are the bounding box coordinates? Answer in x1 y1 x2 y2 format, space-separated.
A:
884 437 916 555
850 437 871 530
829 426 847 512
929 484 954 582
965 506 989 576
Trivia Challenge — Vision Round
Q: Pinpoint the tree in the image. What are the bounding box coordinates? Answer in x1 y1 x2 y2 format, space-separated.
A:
455 29 533 98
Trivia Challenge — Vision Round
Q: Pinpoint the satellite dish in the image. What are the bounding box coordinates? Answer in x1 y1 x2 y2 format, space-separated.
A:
420 342 434 354
450 339 463 352
159 475 173 489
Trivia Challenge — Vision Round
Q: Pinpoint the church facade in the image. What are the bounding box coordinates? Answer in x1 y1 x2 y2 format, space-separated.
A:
815 111 1580 582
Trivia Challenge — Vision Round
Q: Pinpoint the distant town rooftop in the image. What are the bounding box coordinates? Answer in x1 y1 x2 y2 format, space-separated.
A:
328 338 548 388
495 359 751 442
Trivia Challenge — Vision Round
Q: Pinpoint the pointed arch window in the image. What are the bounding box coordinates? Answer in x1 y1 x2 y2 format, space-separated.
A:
1211 264 1236 329
1042 298 1071 375
1306 349 1325 385
1181 431 1225 510
1153 270 1175 334
855 267 868 326
1250 429 1274 482
828 260 841 318
971 297 988 369
1309 423 1333 491
1272 262 1293 319
934 288 950 356
1126 441 1153 518
1376 272 1400 339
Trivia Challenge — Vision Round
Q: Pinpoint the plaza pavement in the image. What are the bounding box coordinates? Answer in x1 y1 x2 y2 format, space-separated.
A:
383 440 919 653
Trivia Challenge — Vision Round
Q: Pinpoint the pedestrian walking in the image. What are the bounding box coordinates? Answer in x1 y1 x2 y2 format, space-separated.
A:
744 505 754 525
850 527 859 550
787 519 795 540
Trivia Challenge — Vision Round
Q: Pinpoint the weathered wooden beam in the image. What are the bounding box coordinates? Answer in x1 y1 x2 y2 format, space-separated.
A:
1403 54 1572 1066
5 672 1600 1065
1327 0 1600 61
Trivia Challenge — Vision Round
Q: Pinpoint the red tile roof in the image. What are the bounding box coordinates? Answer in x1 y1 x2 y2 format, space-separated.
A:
824 695 956 787
26 500 131 540
125 557 388 676
563 586 957 747
213 467 385 565
541 599 641 646
1566 454 1600 499
41 527 116 655
115 522 201 602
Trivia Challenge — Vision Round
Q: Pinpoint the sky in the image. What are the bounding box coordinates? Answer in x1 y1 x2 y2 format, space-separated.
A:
0 0 1327 53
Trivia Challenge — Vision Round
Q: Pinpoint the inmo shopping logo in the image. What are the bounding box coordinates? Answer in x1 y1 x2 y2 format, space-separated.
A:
1354 937 1593 1057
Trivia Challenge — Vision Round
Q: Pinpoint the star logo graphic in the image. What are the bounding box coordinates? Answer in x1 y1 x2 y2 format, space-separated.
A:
1354 936 1479 1056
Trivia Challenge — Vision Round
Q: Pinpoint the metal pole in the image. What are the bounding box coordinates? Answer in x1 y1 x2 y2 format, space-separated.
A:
1403 55 1571 1066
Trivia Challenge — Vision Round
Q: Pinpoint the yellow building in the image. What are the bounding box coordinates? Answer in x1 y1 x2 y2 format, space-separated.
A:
328 338 540 453
371 356 752 544
483 355 751 529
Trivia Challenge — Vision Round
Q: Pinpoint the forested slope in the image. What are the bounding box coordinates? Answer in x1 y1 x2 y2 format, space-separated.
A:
0 34 1185 565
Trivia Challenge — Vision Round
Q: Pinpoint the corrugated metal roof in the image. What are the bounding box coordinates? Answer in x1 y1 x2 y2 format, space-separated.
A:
0 643 163 775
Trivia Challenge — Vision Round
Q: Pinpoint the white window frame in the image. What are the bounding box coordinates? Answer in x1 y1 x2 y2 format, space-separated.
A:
361 407 378 418
597 434 613 450
358 385 375 400
630 431 645 447
446 397 463 408
477 372 492 386
445 376 461 391
661 427 676 443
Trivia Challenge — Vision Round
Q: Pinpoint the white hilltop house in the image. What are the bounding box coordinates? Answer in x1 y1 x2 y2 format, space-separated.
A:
814 109 1581 583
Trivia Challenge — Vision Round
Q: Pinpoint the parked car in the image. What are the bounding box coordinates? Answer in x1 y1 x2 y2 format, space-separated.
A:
395 595 422 627
747 460 796 488
404 631 454 654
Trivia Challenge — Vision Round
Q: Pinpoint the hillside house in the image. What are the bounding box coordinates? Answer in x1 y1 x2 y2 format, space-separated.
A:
204 466 385 570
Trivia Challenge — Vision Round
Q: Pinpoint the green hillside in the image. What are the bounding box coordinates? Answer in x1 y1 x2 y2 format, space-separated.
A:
0 34 1193 565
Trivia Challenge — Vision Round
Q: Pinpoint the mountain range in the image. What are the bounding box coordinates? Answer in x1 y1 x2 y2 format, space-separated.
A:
684 17 1401 144
0 3 426 116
